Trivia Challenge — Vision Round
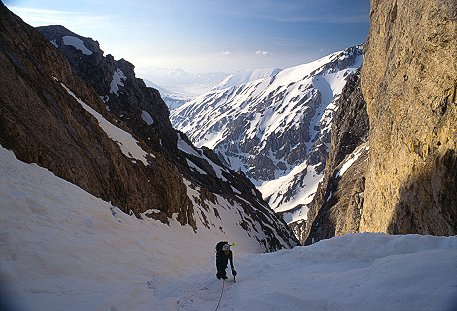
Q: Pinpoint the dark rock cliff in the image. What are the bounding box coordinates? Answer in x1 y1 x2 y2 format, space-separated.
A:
0 4 194 228
37 25 177 157
0 3 296 250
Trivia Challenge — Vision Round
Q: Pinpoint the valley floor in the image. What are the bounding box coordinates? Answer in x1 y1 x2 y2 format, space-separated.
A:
1 146 457 311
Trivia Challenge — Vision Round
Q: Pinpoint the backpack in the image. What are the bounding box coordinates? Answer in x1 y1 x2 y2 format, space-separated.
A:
215 241 228 253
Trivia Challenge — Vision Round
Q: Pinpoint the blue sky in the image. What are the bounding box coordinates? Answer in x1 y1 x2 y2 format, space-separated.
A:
5 0 370 74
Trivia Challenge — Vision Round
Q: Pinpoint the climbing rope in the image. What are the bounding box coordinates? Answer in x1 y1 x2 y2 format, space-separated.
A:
214 279 225 311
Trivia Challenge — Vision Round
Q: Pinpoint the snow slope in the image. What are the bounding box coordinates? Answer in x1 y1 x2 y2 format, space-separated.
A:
0 144 270 310
2 145 456 311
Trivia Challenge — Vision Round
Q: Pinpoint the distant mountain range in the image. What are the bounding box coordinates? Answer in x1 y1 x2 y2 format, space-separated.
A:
140 67 229 100
141 79 189 110
170 46 363 226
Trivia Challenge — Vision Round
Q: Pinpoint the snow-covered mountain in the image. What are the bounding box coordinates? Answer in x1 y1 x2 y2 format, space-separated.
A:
142 68 281 111
171 46 363 224
2 145 456 311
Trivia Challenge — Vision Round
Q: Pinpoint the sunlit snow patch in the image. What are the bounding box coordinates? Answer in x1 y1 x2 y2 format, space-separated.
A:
259 162 322 223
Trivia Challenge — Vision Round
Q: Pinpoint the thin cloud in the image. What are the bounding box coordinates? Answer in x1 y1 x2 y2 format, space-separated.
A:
256 50 272 56
9 7 111 28
220 51 231 55
274 14 369 24
233 12 368 24
221 1 369 25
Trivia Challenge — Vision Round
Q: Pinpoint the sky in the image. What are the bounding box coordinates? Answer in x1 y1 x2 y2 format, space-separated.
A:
5 0 370 74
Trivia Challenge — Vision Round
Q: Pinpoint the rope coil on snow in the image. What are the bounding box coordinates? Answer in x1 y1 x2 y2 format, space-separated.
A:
214 279 225 311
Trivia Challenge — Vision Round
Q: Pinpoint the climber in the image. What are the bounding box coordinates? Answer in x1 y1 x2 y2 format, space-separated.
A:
215 241 237 280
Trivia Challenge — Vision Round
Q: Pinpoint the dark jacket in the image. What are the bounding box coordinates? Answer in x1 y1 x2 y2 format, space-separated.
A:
216 250 234 272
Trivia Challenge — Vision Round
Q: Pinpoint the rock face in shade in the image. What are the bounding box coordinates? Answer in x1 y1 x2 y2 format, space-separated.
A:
360 0 457 235
0 9 192 228
0 4 297 251
302 71 370 245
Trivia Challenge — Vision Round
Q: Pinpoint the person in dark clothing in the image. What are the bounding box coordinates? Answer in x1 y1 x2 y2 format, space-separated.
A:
215 242 237 280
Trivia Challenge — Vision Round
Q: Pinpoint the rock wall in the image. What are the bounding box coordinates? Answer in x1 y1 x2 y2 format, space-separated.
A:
36 25 178 156
360 0 457 234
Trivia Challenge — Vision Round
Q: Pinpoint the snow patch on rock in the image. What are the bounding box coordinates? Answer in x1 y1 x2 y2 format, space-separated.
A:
62 35 92 55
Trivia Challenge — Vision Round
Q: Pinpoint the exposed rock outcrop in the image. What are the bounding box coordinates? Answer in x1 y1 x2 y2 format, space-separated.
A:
302 71 370 244
360 0 457 234
37 25 177 156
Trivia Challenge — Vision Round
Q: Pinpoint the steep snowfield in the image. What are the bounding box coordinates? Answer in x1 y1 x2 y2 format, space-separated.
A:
0 145 268 311
171 47 363 222
221 234 457 311
1 146 456 311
